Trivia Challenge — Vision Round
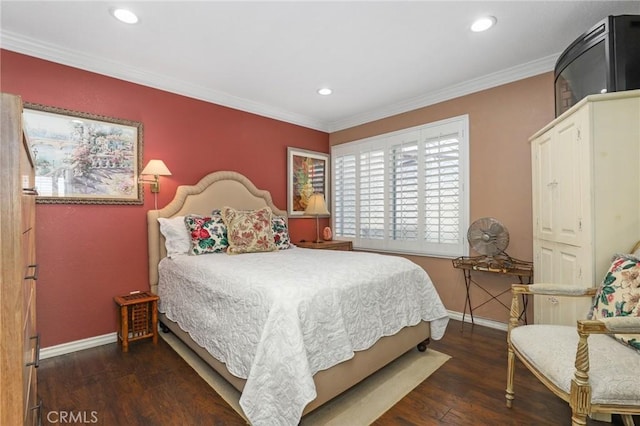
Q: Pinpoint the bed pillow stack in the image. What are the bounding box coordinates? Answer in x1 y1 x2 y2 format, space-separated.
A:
209 208 291 252
157 208 292 256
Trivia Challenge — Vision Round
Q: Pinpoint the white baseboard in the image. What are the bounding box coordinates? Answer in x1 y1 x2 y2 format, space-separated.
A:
39 312 507 360
40 332 117 360
447 310 508 332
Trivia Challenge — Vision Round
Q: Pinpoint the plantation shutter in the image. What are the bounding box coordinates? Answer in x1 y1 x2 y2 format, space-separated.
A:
331 115 468 257
424 133 461 246
388 131 420 243
333 154 357 237
359 149 385 240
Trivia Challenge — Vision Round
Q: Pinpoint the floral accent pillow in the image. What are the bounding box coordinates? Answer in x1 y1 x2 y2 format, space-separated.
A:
184 214 228 255
221 206 276 254
213 208 291 249
272 216 291 250
590 254 640 350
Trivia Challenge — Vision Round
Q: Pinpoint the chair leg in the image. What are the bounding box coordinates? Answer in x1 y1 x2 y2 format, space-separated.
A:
620 414 635 426
571 412 587 426
506 346 515 408
570 332 592 426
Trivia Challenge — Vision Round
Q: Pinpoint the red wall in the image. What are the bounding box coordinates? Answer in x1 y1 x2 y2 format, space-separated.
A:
1 50 329 347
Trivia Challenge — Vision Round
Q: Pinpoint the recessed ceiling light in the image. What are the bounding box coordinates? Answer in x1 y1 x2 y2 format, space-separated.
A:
471 16 496 32
112 8 139 24
317 88 332 96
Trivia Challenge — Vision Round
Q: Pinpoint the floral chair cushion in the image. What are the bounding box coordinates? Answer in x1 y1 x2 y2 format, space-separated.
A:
221 206 276 254
184 214 229 255
590 254 640 350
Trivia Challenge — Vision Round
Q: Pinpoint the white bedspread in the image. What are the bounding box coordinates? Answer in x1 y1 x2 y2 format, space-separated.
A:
158 246 449 426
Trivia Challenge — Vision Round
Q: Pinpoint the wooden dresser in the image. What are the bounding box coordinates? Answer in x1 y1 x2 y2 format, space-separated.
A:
1 93 40 425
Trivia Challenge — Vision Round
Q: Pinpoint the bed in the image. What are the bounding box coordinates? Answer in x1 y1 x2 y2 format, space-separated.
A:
147 170 449 425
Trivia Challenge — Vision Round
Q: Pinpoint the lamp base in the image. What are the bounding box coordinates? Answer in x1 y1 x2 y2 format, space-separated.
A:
314 216 323 245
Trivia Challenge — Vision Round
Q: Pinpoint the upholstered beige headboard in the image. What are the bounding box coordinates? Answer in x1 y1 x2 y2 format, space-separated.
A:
147 170 287 294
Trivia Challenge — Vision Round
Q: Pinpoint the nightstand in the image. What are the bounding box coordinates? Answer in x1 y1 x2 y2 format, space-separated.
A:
113 291 159 352
296 240 353 251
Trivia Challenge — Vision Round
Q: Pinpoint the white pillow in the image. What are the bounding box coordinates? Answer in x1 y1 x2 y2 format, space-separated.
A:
158 216 190 257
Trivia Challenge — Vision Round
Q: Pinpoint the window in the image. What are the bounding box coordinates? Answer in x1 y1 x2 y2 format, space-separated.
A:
331 115 469 258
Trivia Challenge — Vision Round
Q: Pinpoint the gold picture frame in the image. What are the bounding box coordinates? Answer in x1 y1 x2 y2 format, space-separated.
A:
23 103 143 205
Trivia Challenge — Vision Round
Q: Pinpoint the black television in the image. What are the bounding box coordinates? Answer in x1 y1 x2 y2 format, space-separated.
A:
554 14 640 117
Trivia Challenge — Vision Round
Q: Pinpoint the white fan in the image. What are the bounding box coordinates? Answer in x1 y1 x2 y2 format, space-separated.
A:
467 217 509 256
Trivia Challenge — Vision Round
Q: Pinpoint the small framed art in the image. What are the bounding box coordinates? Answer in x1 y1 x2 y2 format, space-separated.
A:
287 147 330 216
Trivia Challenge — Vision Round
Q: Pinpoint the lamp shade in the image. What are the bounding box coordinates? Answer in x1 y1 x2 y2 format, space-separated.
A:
304 193 329 216
140 159 172 176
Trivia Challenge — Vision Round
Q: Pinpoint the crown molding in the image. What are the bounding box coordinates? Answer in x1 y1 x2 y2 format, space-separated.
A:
327 54 558 132
0 30 328 131
2 30 557 135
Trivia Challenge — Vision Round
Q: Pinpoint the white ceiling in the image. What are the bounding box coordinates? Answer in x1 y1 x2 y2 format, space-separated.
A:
1 1 639 132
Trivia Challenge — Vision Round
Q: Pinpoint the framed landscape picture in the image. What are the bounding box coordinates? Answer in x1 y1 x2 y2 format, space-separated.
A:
23 103 143 204
287 147 330 216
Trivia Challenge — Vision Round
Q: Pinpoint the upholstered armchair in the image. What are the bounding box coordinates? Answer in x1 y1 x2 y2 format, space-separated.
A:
506 254 640 426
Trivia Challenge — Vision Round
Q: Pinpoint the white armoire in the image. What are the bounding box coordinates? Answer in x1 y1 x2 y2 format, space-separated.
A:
530 90 640 325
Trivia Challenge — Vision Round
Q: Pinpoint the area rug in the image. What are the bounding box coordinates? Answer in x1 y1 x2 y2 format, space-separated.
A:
161 332 450 425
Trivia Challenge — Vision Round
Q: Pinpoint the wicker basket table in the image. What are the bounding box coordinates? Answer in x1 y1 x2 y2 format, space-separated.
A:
114 291 159 352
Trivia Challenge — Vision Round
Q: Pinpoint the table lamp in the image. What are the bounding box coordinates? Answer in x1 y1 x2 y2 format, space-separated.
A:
305 193 330 243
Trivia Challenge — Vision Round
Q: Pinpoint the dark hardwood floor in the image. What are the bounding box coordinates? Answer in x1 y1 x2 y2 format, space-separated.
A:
37 320 637 425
